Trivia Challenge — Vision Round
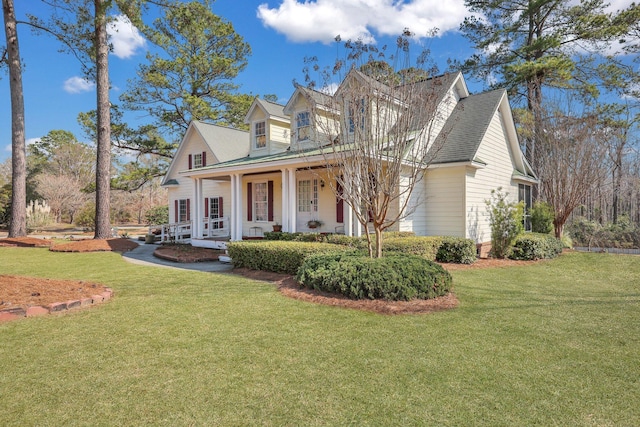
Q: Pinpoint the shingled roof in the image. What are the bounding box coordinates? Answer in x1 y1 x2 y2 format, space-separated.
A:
429 88 507 165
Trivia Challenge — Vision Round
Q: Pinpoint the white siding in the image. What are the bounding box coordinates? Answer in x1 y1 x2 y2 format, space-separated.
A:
269 118 291 154
421 166 466 237
465 109 519 243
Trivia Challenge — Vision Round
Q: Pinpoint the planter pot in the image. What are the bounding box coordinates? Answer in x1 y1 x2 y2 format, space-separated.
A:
145 234 156 244
272 225 282 232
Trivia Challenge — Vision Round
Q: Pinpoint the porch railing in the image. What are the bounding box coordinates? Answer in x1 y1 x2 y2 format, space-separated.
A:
201 217 229 238
149 221 192 243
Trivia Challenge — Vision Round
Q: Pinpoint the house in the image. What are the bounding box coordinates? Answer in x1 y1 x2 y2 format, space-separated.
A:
160 71 537 251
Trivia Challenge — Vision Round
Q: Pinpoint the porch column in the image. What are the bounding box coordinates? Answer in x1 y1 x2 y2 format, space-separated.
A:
281 169 289 232
235 174 244 240
344 200 353 237
352 205 362 237
288 168 297 232
230 174 238 241
192 178 201 239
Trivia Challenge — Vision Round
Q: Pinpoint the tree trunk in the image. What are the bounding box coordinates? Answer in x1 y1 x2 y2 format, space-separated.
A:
93 0 112 239
3 0 27 237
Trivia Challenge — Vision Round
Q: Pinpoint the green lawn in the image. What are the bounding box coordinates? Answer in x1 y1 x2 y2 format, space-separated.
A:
1 248 638 426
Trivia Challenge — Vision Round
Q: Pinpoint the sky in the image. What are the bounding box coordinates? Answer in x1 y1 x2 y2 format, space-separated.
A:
0 0 635 163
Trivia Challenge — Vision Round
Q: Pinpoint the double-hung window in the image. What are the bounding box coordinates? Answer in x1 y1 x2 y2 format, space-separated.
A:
347 98 366 134
296 111 311 141
254 182 268 221
193 153 203 168
178 199 188 222
519 184 532 231
255 121 266 149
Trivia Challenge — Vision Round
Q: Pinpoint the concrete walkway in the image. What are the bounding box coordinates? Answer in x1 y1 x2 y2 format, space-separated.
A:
122 241 233 273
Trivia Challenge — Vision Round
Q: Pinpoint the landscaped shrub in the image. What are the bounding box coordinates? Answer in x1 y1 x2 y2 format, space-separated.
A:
567 216 640 249
297 252 452 301
530 202 554 234
227 241 347 275
436 237 476 264
145 205 169 226
509 233 563 260
486 188 524 258
263 231 302 241
382 236 443 260
324 234 366 248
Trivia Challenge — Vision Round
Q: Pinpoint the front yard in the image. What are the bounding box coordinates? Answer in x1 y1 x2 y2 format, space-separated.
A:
0 248 638 425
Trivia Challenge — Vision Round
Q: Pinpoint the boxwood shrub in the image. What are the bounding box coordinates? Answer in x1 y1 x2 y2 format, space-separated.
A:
227 241 348 275
297 252 452 301
382 236 443 260
436 237 477 264
509 233 563 260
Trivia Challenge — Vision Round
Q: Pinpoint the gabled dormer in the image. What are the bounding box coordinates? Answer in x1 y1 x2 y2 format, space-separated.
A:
283 85 335 151
244 97 290 157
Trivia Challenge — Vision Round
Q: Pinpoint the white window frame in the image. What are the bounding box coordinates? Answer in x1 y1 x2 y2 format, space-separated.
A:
253 181 268 222
254 121 266 149
209 197 221 229
347 98 366 134
297 179 318 213
519 183 532 232
193 153 203 168
178 199 188 223
296 111 311 141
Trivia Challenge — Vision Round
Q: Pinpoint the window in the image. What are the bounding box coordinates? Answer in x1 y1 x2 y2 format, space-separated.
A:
178 199 188 222
209 197 221 229
519 183 532 231
347 98 366 133
298 179 318 213
193 153 203 168
296 111 311 141
255 121 266 149
254 182 268 221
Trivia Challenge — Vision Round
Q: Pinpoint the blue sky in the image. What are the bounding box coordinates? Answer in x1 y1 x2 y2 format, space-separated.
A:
0 0 634 163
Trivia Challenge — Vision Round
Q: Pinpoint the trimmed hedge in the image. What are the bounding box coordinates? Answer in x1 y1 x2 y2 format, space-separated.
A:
382 236 443 260
227 241 346 275
509 233 563 260
436 237 476 264
297 252 452 301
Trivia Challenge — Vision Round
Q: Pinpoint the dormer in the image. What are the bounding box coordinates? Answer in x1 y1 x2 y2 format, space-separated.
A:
244 97 290 157
284 85 336 151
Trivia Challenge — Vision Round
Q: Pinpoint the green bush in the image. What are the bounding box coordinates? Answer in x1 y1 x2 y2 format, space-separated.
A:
263 231 302 241
509 233 563 260
530 202 554 234
324 234 366 248
227 241 347 275
436 237 477 264
297 253 452 301
486 188 524 258
145 205 169 226
75 203 95 230
382 236 443 260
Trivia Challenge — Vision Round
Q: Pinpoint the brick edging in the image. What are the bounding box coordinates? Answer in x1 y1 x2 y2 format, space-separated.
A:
0 288 113 322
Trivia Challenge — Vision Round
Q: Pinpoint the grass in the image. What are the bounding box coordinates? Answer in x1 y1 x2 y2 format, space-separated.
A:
1 248 638 426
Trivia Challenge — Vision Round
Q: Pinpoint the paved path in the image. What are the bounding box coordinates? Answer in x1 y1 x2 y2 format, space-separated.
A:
122 241 233 273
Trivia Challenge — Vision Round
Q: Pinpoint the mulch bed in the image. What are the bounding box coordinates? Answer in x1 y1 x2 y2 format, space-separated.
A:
153 245 223 263
0 237 52 248
232 267 460 315
49 238 139 253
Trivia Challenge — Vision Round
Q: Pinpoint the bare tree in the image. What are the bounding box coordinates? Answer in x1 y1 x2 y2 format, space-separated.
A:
2 0 26 237
35 173 86 223
301 35 449 257
538 99 609 238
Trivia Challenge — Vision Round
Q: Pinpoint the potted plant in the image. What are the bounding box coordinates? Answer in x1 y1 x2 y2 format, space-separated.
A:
307 219 323 229
272 222 282 232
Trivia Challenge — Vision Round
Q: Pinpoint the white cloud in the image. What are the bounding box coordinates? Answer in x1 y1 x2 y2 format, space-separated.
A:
257 0 468 44
3 144 10 153
107 15 146 59
63 76 96 94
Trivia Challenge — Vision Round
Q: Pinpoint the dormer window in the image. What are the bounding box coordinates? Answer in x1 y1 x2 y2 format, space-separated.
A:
255 121 266 149
193 153 203 168
296 111 311 141
347 98 366 134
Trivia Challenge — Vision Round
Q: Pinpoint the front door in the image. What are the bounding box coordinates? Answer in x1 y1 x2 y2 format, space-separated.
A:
297 178 318 229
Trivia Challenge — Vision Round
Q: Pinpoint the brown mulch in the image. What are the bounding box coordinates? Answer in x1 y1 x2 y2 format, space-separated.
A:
153 245 223 263
49 238 139 253
0 237 53 248
0 275 108 310
232 267 460 315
